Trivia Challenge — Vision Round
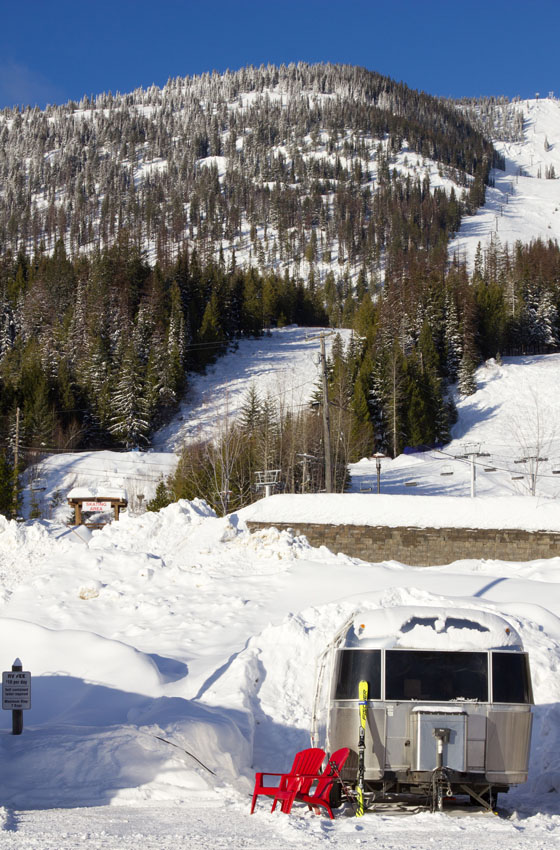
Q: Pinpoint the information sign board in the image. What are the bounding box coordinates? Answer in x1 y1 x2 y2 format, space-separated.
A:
81 501 112 512
2 670 31 710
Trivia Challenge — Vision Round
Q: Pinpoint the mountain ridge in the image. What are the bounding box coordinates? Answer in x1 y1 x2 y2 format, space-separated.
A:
0 62 494 278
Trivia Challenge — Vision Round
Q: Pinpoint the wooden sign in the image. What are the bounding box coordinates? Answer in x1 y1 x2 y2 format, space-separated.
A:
81 501 112 512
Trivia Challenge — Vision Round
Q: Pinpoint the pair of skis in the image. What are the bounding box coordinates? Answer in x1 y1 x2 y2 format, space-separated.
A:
329 680 368 816
356 679 368 817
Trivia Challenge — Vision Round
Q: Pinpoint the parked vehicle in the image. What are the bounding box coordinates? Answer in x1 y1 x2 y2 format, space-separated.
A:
315 607 533 811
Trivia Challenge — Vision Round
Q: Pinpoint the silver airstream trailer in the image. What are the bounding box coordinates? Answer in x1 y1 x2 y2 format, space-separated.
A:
314 607 533 811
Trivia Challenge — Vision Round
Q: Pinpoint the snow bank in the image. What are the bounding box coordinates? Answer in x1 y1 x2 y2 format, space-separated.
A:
91 498 218 553
0 617 251 807
1 493 560 833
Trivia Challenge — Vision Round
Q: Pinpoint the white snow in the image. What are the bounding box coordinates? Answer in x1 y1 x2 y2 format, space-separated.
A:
349 354 560 500
152 325 352 450
67 487 127 500
239 491 560 531
5 99 560 846
343 607 523 650
4 344 560 848
451 98 560 270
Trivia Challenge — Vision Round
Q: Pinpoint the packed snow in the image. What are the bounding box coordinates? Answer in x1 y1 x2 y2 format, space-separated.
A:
341 607 524 651
240 491 560 531
152 325 352 451
4 100 560 848
451 98 560 270
4 352 560 848
2 493 560 848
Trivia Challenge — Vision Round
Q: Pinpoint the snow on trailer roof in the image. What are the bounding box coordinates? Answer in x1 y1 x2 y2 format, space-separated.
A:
239 493 560 533
342 607 523 652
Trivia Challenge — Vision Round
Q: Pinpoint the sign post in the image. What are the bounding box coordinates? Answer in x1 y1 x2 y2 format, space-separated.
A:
2 659 31 735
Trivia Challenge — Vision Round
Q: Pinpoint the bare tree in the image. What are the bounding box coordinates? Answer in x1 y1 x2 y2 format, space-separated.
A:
509 388 556 496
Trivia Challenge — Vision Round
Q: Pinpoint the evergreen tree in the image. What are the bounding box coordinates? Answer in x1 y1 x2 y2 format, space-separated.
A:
443 290 462 381
457 352 478 396
108 343 150 447
0 452 14 518
350 353 375 460
239 384 262 432
199 291 226 356
146 479 173 512
535 289 559 349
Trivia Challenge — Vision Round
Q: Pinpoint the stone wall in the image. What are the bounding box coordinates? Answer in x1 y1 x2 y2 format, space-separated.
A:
245 521 560 566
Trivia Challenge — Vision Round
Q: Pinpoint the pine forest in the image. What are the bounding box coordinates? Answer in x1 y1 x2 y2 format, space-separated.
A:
1 63 560 514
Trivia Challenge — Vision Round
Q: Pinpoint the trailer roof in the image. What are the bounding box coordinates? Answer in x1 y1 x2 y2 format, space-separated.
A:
342 606 523 651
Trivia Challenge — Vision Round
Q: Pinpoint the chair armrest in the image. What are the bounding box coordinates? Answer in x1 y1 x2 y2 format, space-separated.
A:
255 772 287 780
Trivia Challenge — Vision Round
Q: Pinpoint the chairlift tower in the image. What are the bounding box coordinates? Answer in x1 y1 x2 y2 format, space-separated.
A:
454 443 489 498
254 469 281 499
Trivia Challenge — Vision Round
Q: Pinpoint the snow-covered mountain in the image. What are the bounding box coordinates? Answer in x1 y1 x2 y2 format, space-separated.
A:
0 63 492 279
451 97 560 269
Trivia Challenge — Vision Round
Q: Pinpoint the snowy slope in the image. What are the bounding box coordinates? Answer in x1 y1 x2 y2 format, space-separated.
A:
152 326 352 451
450 98 560 269
349 354 560 499
27 327 351 519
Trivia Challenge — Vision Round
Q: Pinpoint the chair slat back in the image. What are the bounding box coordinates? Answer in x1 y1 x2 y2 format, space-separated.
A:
288 747 325 794
312 747 351 799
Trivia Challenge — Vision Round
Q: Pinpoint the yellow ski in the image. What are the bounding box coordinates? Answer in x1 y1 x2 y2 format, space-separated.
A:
356 679 368 816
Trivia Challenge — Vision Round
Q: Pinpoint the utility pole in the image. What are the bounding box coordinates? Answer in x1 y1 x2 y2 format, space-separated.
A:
296 453 315 494
319 333 333 493
514 454 548 496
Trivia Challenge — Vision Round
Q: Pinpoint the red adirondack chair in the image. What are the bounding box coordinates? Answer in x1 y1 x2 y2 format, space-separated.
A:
250 747 326 813
271 747 351 819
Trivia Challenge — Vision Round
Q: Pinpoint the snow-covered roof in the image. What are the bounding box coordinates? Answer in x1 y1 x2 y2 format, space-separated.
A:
239 493 560 533
342 607 523 651
67 487 127 501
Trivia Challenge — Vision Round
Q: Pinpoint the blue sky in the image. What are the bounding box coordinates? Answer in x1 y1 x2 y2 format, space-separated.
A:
0 0 558 109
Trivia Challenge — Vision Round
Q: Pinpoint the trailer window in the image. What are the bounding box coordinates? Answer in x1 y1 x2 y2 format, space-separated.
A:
333 650 381 700
385 650 488 701
492 652 532 703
